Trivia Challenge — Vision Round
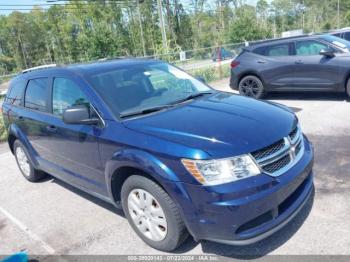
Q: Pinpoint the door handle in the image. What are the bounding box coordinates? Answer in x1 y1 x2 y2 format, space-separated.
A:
295 60 304 64
257 59 267 64
46 125 57 133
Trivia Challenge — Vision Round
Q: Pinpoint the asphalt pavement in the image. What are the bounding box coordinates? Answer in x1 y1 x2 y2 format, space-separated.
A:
0 79 349 259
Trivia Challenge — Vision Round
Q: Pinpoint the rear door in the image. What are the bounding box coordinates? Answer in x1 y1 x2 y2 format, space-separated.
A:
291 39 340 90
21 77 52 159
254 42 297 90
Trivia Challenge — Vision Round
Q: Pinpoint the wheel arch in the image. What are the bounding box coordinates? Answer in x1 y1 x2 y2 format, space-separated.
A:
238 71 265 87
343 70 350 91
8 133 17 154
105 148 182 206
7 124 39 168
110 166 162 204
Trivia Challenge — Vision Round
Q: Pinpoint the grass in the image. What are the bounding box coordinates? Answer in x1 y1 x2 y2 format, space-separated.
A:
0 114 7 143
188 64 230 83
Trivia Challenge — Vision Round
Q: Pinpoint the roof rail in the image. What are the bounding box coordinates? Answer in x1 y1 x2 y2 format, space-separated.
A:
22 64 57 74
247 33 318 47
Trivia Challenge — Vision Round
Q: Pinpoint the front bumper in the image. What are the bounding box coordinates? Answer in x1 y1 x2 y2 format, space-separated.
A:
167 136 314 244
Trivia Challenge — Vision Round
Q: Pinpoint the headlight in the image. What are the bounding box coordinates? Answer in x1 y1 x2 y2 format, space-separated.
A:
181 155 261 186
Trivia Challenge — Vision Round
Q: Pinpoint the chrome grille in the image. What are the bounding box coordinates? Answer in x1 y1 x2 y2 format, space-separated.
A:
251 139 285 160
263 154 291 173
251 125 304 177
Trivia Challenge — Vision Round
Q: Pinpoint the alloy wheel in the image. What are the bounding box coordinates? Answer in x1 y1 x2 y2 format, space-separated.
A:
239 77 263 98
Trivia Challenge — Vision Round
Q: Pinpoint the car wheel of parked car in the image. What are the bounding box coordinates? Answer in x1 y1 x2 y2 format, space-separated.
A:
14 140 47 182
346 79 350 97
238 75 265 99
121 175 188 251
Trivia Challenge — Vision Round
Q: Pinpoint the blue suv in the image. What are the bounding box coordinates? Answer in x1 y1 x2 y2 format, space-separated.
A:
2 59 314 251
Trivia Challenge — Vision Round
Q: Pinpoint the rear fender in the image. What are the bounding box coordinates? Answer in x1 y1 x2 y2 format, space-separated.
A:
8 124 40 168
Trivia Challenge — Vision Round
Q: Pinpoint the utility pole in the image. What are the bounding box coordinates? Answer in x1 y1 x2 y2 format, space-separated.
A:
337 0 340 29
302 0 305 30
137 0 146 56
157 0 168 53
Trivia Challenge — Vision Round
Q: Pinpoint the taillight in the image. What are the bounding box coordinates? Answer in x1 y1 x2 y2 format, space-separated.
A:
230 60 240 68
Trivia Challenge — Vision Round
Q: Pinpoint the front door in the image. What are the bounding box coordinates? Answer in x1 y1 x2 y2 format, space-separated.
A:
292 40 340 90
44 76 106 195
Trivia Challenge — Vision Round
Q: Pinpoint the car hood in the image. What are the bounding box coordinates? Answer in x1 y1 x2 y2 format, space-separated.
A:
123 92 297 158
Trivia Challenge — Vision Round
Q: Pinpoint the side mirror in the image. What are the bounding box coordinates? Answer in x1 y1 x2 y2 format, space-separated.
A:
319 48 335 57
196 76 206 83
63 105 99 125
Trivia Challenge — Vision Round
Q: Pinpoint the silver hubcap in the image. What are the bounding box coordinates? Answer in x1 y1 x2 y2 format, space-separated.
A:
16 146 30 177
127 189 167 241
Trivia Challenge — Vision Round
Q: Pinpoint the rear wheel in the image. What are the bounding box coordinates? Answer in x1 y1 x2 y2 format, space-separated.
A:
13 140 46 182
121 175 188 251
238 75 265 99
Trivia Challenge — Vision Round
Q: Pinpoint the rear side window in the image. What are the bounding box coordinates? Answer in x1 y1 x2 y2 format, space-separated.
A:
25 78 48 112
6 78 26 106
253 44 290 56
52 78 89 116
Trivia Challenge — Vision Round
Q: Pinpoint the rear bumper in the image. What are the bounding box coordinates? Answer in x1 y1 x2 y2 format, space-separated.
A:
167 136 314 244
229 72 239 90
230 72 238 90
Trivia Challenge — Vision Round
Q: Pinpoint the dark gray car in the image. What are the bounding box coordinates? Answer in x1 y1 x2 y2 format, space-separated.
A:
230 34 350 98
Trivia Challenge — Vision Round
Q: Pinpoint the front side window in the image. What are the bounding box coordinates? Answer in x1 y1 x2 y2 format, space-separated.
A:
295 40 328 56
52 78 89 116
266 44 290 56
87 63 212 117
25 78 48 112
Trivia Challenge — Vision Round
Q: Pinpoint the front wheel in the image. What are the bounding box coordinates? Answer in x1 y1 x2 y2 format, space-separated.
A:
238 75 265 99
121 175 188 251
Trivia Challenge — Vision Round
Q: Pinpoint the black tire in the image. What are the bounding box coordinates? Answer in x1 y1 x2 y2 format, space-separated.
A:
238 75 265 99
346 79 350 98
13 140 46 182
121 175 188 251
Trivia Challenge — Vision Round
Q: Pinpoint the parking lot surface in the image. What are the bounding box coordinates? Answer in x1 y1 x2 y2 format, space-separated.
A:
0 79 349 258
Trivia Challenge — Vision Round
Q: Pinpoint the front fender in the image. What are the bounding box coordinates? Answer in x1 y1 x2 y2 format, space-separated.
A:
105 148 182 203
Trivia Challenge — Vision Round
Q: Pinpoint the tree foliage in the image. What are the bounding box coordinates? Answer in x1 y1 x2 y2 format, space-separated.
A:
0 0 349 73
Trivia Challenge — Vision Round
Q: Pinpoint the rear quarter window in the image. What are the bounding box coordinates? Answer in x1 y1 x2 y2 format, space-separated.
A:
253 43 291 56
5 78 27 106
343 32 350 41
253 46 266 55
24 78 49 112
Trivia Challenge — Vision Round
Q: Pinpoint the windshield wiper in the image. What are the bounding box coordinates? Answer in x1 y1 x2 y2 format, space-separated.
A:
119 91 214 118
120 104 174 118
170 91 214 105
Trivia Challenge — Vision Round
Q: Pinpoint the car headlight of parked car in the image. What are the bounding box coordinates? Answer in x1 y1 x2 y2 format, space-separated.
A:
182 155 261 186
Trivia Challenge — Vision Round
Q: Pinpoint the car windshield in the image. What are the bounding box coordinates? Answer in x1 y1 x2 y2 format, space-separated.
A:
321 34 350 51
86 62 212 118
